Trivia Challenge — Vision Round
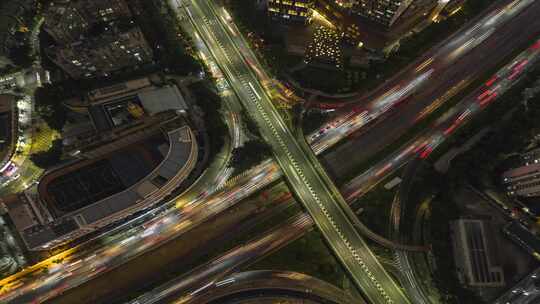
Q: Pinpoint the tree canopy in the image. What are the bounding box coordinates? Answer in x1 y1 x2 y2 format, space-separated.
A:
34 85 67 131
191 82 227 157
30 139 63 169
230 140 272 172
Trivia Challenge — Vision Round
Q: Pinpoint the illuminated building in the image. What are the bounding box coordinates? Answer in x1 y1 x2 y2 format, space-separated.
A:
348 0 437 28
268 0 313 23
43 0 152 79
312 0 361 44
305 26 343 68
315 0 438 31
46 26 153 79
43 0 132 45
334 0 356 9
502 148 540 198
312 0 438 52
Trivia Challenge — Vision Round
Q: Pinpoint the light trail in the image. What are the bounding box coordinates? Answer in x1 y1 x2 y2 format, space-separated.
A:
0 0 538 303
308 0 535 155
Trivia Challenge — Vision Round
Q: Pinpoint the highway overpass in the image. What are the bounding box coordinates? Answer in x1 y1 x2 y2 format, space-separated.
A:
182 0 411 303
176 270 361 304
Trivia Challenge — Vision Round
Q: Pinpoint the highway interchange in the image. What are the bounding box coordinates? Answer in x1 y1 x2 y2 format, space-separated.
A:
127 37 540 304
0 0 539 303
184 0 409 303
312 0 539 176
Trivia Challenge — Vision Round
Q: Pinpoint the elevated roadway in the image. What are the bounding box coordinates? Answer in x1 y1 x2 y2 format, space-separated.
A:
175 270 361 304
162 38 540 304
343 36 540 304
310 0 539 168
295 115 428 253
1 1 538 303
184 0 409 303
388 158 434 304
4 36 539 302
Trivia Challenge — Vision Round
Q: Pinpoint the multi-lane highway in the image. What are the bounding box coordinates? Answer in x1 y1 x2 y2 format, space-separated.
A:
148 36 540 304
389 158 434 304
0 0 538 302
310 0 539 175
343 35 540 200
182 32 540 304
183 1 409 303
0 49 267 302
0 161 282 304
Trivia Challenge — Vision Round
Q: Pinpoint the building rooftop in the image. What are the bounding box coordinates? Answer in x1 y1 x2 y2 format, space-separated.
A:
502 163 540 197
46 25 153 79
451 219 505 287
40 134 166 217
43 0 132 45
138 85 188 115
87 85 188 132
6 121 198 250
3 195 38 232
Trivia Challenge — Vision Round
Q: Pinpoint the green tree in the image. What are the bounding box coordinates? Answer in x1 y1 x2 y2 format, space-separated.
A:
34 85 67 131
30 139 63 169
8 44 32 68
230 140 272 171
302 110 328 134
190 82 227 157
134 0 201 75
240 109 262 138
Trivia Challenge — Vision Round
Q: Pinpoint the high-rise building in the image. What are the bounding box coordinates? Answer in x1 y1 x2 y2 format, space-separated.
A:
268 0 313 23
501 148 540 197
311 0 438 52
46 26 153 79
312 0 361 44
350 0 437 28
314 0 437 29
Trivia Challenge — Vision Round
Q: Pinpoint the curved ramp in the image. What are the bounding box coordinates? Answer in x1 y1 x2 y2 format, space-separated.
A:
178 270 363 304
